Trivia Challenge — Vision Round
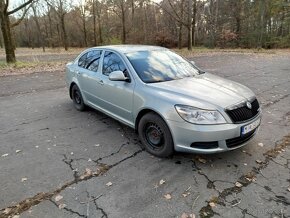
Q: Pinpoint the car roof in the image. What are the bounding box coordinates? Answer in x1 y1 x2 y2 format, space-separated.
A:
91 45 168 54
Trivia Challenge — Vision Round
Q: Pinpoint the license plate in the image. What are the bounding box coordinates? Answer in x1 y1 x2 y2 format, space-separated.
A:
241 118 260 135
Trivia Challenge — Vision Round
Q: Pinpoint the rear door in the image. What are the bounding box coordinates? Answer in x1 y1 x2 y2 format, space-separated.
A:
76 49 104 104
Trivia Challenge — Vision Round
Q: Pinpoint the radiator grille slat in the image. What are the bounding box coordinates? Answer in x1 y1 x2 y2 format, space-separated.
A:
226 99 260 123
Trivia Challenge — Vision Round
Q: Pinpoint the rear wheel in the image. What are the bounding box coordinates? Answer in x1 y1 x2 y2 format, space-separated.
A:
138 113 174 157
71 85 85 111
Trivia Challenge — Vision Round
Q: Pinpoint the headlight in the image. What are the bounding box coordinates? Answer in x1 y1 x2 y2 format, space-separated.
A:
175 105 226 124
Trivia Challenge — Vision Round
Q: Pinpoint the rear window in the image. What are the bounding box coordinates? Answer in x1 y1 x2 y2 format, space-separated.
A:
78 50 102 71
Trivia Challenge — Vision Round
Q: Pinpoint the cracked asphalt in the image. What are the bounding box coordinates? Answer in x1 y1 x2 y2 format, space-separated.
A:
0 51 290 218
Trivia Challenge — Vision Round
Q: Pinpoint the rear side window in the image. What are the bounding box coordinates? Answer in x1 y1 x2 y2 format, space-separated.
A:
78 50 102 72
102 51 126 76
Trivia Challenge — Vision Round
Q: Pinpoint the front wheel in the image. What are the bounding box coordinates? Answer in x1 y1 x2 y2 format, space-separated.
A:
138 113 174 157
71 85 85 111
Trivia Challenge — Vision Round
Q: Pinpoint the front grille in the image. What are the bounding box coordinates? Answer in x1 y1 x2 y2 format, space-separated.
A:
190 141 218 149
226 99 260 123
226 130 256 148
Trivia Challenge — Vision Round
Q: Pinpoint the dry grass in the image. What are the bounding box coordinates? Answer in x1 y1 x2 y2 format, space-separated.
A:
0 47 289 77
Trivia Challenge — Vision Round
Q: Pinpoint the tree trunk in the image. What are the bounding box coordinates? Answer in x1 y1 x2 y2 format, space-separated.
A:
82 13 88 47
258 0 266 48
92 0 97 46
192 0 196 46
47 7 53 47
178 24 182 49
178 0 185 49
32 6 45 52
121 3 126 44
97 13 103 44
0 12 16 63
187 0 192 50
60 14 68 50
96 1 103 44
143 2 147 43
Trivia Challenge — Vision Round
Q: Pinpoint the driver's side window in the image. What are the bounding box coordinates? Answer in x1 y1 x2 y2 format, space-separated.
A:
102 51 126 76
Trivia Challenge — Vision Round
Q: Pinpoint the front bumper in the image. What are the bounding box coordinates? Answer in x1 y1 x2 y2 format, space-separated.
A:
167 114 261 154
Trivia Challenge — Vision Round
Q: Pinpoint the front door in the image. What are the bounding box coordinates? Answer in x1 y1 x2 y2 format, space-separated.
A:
97 51 135 125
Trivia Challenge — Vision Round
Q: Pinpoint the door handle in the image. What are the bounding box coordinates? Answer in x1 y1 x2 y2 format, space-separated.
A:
97 80 104 85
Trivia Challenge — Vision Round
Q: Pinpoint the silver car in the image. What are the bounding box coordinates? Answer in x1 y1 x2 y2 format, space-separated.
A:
66 45 261 157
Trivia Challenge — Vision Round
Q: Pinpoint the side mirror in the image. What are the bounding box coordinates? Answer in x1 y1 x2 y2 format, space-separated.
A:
109 71 129 82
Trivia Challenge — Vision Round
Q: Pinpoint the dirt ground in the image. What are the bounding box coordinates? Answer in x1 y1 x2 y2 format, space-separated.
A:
0 48 290 218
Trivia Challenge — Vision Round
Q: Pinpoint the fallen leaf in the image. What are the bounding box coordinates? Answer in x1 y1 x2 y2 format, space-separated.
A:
95 144 100 147
1 153 8 157
235 182 243 188
245 176 256 182
258 143 264 147
182 192 190 198
197 157 207 164
79 168 92 180
85 168 92 175
181 213 195 218
106 182 113 187
243 163 247 166
287 187 290 192
209 202 216 207
16 150 22 153
21 178 27 182
3 208 11 214
181 213 188 218
256 159 263 164
164 193 172 200
70 152 74 155
35 146 39 148
55 195 63 202
88 158 92 162
58 203 66 209
159 179 166 185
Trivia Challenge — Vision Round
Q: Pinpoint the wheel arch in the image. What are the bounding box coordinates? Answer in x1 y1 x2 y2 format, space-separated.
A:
135 108 170 133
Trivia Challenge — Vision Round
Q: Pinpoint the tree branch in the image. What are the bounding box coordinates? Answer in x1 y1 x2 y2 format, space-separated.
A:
153 1 188 27
8 0 34 15
10 4 32 28
4 0 9 12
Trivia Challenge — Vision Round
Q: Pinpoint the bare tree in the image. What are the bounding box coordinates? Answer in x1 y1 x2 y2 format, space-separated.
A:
31 3 45 51
46 0 70 50
79 0 88 47
187 0 192 50
108 0 129 43
0 0 34 63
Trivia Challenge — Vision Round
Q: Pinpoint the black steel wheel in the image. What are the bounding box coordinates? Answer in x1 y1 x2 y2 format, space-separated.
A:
138 112 174 157
71 85 85 111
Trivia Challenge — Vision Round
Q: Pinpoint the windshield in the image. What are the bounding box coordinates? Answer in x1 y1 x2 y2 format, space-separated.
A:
126 50 200 83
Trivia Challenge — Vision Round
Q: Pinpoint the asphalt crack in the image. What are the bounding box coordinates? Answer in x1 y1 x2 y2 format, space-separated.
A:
198 134 290 218
0 149 144 218
262 93 290 108
49 199 87 218
92 196 108 218
62 154 79 180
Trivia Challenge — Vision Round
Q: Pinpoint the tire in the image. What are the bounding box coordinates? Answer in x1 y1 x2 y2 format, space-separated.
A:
71 85 85 111
138 112 174 157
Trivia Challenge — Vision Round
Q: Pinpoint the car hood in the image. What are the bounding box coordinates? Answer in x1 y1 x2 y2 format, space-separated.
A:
147 73 255 109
